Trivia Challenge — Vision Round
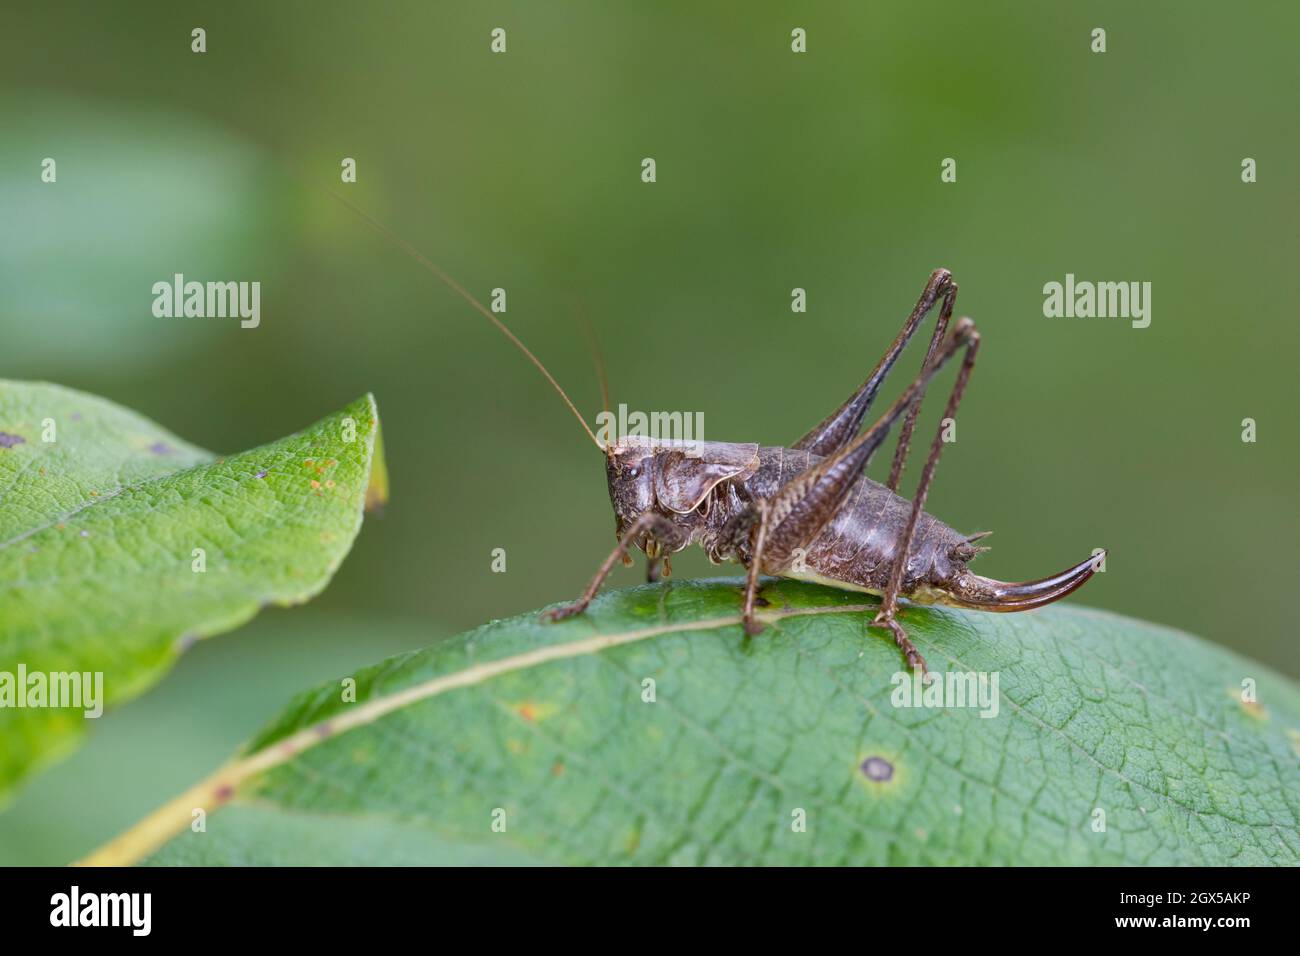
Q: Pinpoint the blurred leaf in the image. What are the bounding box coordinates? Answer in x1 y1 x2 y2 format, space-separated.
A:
0 93 278 373
0 609 434 867
88 579 1298 865
0 382 385 802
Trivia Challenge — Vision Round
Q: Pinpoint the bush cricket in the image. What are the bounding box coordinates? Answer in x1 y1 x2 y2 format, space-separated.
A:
334 195 1102 675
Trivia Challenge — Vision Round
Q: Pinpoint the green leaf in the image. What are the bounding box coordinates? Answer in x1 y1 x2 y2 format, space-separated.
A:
90 579 1298 866
0 381 385 801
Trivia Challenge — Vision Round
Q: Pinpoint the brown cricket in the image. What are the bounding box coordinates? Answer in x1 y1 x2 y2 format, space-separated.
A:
539 269 1102 673
335 197 1101 674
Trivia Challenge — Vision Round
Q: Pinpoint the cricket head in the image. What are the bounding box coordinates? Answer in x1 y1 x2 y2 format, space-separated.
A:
605 437 760 556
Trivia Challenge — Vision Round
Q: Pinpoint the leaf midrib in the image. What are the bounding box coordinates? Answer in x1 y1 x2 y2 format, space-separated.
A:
81 591 1300 867
0 454 215 554
77 601 885 865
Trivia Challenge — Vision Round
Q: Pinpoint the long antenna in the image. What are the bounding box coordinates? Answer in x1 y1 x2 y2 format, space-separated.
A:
575 298 611 418
324 188 605 452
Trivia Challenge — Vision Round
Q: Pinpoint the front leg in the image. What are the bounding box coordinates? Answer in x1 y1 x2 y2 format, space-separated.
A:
645 554 672 583
543 512 675 622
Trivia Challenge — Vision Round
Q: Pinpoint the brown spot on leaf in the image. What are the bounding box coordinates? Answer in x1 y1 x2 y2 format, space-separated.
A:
1241 698 1267 720
860 756 894 782
149 441 174 455
213 784 234 803
0 432 25 449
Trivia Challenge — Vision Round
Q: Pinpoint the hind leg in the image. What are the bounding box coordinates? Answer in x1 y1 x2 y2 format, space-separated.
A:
794 269 956 458
870 318 982 676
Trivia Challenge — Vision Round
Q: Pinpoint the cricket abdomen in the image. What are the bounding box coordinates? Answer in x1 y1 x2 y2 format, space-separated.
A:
795 481 970 599
701 443 1099 612
736 445 975 601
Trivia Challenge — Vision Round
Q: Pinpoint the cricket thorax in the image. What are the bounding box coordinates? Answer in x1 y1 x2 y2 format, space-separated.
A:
605 437 760 557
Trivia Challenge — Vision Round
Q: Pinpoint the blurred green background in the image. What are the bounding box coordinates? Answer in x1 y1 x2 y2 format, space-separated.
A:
1 1 1297 864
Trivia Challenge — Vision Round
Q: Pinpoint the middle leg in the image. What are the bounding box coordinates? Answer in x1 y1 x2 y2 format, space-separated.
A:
740 499 772 636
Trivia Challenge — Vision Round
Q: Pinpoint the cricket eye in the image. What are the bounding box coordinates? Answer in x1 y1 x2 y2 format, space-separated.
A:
627 467 641 479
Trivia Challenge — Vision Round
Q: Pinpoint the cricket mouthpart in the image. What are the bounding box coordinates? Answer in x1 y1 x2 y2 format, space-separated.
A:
943 551 1103 612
